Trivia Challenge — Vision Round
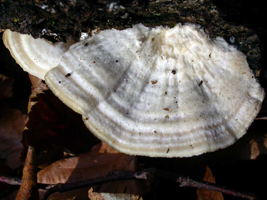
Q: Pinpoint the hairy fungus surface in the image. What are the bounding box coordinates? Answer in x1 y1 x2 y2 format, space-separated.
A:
3 24 265 157
3 30 70 79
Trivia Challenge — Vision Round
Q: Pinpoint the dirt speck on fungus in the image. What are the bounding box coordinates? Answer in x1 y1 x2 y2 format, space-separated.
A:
65 73 71 77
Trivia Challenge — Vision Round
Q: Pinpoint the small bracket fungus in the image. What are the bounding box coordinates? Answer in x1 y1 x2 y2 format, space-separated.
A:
3 30 70 79
4 24 265 157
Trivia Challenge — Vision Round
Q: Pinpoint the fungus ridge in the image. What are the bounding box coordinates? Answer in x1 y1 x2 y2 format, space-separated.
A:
43 24 264 157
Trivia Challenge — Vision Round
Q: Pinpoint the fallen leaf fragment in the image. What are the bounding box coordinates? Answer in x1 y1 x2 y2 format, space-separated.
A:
88 188 143 200
197 166 224 200
25 86 99 162
240 131 267 160
27 74 49 113
219 126 267 160
37 142 136 184
38 142 150 200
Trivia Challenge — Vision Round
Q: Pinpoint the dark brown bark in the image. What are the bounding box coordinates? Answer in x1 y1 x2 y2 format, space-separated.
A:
0 0 262 76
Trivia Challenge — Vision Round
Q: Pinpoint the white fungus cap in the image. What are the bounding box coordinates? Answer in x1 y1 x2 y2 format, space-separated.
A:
3 29 70 79
3 24 265 157
44 24 265 157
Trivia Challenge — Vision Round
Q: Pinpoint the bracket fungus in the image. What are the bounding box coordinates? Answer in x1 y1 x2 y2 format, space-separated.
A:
3 24 265 157
3 30 70 79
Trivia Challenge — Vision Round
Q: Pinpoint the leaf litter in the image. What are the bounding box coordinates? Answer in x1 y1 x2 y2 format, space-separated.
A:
1 27 267 200
0 74 26 169
25 79 150 199
1 60 267 200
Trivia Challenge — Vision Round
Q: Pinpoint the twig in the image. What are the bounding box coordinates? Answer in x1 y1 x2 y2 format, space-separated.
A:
177 176 256 199
42 168 258 200
16 146 39 200
0 167 258 200
0 175 22 186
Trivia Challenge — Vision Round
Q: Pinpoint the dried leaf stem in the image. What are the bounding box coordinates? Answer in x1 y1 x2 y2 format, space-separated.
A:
16 146 39 200
42 168 258 200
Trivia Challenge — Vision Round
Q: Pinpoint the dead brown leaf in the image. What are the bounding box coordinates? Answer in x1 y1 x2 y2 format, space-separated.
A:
197 166 224 200
27 74 49 113
37 142 136 184
38 142 151 199
240 131 267 160
24 84 99 166
220 127 267 160
0 75 27 169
